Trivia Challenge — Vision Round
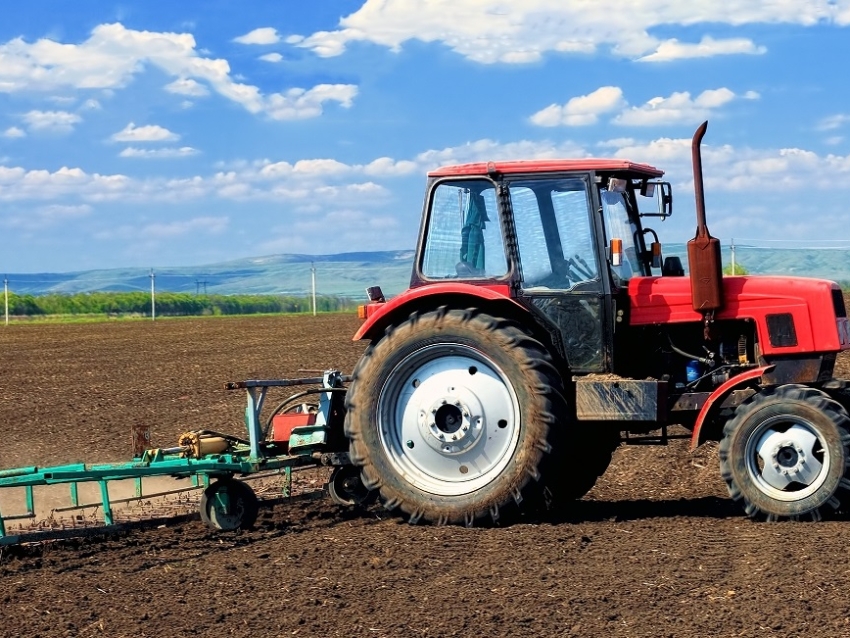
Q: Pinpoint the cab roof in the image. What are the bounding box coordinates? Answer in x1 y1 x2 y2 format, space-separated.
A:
428 159 664 179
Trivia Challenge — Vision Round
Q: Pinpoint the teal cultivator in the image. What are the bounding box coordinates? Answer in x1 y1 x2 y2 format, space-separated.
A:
0 371 369 545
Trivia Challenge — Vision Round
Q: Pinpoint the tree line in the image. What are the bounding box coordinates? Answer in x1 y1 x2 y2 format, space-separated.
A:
3 291 358 317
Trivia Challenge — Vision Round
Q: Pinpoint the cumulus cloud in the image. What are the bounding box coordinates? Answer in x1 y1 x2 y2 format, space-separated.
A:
111 123 180 142
259 52 283 63
638 36 766 62
2 126 25 138
287 0 846 64
164 78 209 97
233 27 280 45
265 84 358 120
119 146 199 158
22 110 82 132
614 88 753 126
0 23 357 120
530 87 626 127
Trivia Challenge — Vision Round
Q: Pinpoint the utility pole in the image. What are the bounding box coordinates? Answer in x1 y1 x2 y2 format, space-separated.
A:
311 262 317 316
731 238 736 275
150 269 156 321
4 275 8 327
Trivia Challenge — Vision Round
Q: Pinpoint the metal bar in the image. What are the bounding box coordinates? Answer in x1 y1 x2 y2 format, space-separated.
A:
99 481 113 526
53 484 204 513
245 386 266 460
134 476 142 498
224 374 352 390
70 482 79 506
2 512 36 521
25 485 34 516
0 454 318 489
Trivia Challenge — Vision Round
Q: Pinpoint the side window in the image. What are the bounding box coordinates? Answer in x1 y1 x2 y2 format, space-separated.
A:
551 189 598 284
421 180 507 279
600 190 641 282
512 178 598 290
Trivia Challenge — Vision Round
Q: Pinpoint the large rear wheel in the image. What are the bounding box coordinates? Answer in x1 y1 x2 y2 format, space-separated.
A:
344 307 569 525
719 384 850 520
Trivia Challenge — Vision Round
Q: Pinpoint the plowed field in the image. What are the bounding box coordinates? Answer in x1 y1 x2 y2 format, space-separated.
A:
2 314 850 638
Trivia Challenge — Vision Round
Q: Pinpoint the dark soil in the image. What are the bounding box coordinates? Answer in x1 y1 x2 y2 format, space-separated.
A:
2 314 850 638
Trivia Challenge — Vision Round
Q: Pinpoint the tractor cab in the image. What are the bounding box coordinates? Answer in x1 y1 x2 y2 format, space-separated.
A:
412 160 671 372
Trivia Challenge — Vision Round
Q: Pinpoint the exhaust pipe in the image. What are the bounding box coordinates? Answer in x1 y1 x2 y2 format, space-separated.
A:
686 120 724 314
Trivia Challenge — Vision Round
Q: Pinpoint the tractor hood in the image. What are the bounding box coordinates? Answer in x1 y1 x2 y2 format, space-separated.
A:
627 275 850 356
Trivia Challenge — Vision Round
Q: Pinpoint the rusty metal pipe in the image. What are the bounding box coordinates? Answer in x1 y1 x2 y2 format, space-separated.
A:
691 120 708 234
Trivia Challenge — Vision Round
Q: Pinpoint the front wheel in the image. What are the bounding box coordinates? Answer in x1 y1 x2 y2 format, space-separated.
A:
344 307 569 525
719 384 850 520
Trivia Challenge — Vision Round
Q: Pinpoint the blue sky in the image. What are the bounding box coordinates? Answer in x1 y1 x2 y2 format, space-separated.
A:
2 1 850 272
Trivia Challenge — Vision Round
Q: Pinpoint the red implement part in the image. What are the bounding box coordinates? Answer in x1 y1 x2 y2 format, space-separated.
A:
272 413 316 444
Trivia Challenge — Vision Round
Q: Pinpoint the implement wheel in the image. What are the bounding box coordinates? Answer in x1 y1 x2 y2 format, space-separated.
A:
200 479 259 530
344 307 569 526
328 465 375 507
719 384 850 520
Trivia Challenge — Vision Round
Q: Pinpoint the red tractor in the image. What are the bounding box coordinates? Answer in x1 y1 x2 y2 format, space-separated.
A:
344 122 850 525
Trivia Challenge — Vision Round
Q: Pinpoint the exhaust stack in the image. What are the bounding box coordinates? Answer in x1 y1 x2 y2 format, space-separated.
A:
687 121 724 314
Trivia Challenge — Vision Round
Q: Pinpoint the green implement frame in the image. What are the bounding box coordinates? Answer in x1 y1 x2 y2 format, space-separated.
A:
0 371 351 545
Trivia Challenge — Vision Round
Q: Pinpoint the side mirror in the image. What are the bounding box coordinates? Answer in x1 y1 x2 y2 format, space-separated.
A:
638 181 673 220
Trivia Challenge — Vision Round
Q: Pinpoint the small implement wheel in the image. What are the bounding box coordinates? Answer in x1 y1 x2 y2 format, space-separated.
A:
200 478 259 530
719 384 850 520
327 465 374 507
345 307 569 525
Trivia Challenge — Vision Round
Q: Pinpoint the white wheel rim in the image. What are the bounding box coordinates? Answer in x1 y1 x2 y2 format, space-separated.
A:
377 344 521 496
745 416 830 502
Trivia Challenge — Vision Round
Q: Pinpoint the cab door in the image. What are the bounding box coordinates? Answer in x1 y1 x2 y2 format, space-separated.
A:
509 175 612 373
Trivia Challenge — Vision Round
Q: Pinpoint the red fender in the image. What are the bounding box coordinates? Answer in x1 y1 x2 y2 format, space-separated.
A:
354 283 521 341
689 365 774 449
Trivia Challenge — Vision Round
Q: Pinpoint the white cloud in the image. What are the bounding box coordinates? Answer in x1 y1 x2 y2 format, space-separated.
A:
614 88 748 126
119 146 199 158
288 0 845 64
233 27 280 45
111 123 180 142
638 36 766 62
81 98 101 110
0 23 358 120
530 86 626 127
265 84 358 120
259 52 283 63
22 110 82 132
164 78 209 97
2 126 25 138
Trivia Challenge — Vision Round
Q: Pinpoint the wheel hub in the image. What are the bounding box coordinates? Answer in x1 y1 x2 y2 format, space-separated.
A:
419 394 485 455
752 422 826 495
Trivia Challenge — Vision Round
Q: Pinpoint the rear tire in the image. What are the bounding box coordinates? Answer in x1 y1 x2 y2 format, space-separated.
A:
344 307 569 525
719 384 850 520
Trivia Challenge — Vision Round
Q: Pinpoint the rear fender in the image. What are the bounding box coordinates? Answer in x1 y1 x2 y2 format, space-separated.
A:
354 283 525 342
689 365 774 449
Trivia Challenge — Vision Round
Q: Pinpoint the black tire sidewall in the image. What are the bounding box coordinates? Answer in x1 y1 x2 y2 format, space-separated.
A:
347 310 562 524
725 397 847 517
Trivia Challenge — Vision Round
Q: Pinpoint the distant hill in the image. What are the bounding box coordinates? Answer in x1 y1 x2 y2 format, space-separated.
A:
5 251 416 299
4 245 849 298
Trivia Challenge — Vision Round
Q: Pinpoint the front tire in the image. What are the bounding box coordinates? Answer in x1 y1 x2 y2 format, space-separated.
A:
719 384 850 520
344 307 568 525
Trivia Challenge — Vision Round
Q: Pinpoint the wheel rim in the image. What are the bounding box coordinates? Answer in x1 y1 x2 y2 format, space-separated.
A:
377 344 521 496
745 416 830 501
